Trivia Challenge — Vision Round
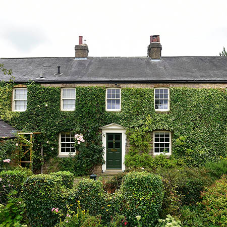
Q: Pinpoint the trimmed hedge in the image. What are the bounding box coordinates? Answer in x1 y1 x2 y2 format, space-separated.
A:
22 174 72 227
0 168 32 204
119 171 164 226
76 179 105 217
50 171 74 189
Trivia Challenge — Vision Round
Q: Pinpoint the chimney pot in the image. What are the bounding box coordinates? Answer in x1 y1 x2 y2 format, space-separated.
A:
148 35 162 59
79 36 83 45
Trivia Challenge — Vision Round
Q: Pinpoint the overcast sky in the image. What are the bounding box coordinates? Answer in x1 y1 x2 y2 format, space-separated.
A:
0 0 227 58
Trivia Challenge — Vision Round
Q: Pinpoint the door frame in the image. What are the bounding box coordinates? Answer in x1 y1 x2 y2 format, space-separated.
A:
101 123 126 172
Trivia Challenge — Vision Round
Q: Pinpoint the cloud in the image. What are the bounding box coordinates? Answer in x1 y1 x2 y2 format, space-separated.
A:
3 26 48 53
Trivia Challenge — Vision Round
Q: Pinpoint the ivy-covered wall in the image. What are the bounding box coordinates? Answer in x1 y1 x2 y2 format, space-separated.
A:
0 82 227 174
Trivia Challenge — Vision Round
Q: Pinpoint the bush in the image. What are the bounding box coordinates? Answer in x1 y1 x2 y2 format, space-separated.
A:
22 174 68 227
157 167 212 206
156 214 181 227
0 168 32 204
50 171 74 189
205 158 227 180
76 179 105 218
179 205 204 227
200 175 227 226
0 190 27 226
119 171 164 226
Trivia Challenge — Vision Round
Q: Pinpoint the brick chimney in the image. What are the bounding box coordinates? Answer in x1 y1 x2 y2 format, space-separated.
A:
148 35 162 59
75 36 89 58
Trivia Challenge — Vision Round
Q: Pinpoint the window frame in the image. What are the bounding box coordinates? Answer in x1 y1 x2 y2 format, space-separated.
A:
153 131 171 156
154 88 170 112
12 88 27 112
106 88 121 112
58 132 76 156
61 88 76 111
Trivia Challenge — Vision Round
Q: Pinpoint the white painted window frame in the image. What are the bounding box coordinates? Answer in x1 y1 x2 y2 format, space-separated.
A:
12 88 27 112
154 88 170 111
153 131 171 156
61 88 76 111
106 88 121 111
58 132 76 157
101 123 126 172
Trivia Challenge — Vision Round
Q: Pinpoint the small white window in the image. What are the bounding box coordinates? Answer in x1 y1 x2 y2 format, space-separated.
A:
13 88 27 112
59 132 75 156
106 88 121 111
61 88 76 111
154 88 169 111
153 131 171 155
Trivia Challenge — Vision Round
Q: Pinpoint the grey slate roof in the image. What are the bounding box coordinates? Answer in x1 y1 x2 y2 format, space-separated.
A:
0 119 17 138
0 56 227 83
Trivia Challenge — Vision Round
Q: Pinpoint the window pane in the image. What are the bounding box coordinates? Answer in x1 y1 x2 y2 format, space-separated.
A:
115 135 120 140
63 100 75 110
15 101 27 111
62 89 75 98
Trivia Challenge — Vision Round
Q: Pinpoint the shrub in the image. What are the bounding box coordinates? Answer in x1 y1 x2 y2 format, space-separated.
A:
50 171 74 189
179 205 204 227
119 171 164 226
156 214 181 227
76 179 105 217
0 168 32 204
157 167 212 206
205 158 227 180
0 190 27 226
22 174 68 227
200 175 227 226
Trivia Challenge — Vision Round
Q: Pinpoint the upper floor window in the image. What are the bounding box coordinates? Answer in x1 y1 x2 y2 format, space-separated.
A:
61 88 76 111
153 131 171 155
154 88 169 111
106 88 121 111
13 88 27 112
59 132 75 156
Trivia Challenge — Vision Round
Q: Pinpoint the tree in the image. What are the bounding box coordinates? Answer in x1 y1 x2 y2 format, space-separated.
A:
0 64 12 75
219 47 227 56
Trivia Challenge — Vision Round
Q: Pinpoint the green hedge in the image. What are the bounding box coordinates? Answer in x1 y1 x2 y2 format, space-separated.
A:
76 179 106 217
22 174 72 227
50 171 74 189
0 168 32 204
119 171 164 226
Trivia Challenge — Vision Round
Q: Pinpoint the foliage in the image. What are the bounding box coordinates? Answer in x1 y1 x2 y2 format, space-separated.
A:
179 205 204 227
204 158 227 180
76 179 106 218
55 201 88 227
50 171 74 189
156 214 182 227
200 175 227 226
119 171 164 226
0 139 18 170
0 83 227 172
219 47 227 56
0 190 27 227
22 174 68 227
157 167 213 206
109 214 128 227
0 168 32 204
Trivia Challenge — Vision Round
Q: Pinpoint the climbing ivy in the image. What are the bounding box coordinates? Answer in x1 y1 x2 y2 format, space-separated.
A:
0 82 227 174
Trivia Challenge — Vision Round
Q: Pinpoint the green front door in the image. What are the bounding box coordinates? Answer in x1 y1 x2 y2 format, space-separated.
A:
106 133 122 169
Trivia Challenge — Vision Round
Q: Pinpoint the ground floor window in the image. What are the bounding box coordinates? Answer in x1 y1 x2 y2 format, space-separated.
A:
59 132 75 156
153 131 171 155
